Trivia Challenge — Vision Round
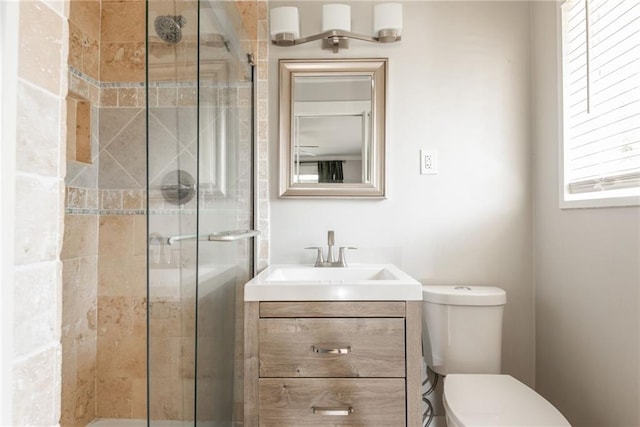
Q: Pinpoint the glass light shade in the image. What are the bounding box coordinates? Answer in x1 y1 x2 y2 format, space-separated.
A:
374 3 403 33
322 4 351 32
270 7 300 38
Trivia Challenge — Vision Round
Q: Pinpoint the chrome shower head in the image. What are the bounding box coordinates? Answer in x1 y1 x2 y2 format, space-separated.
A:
154 15 186 44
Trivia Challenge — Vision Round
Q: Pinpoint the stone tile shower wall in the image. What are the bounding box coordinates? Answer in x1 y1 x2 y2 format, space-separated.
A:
65 189 147 423
61 1 98 426
236 0 270 271
12 1 67 425
64 69 147 421
230 3 270 424
62 0 148 423
255 1 270 272
68 73 148 425
62 0 267 424
61 202 98 427
97 213 147 418
95 7 147 416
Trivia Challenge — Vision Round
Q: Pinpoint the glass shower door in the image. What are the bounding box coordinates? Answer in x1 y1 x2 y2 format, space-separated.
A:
146 1 254 425
195 2 255 425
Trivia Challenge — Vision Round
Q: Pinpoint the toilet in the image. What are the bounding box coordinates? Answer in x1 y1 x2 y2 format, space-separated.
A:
422 285 571 427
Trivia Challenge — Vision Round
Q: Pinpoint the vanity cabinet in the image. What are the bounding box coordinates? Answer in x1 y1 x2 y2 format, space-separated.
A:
244 301 422 427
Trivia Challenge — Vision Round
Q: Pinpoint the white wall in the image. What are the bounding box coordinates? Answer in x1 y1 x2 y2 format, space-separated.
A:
532 3 640 426
269 1 535 385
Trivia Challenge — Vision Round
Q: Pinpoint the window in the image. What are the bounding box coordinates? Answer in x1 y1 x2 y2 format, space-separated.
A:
560 0 640 207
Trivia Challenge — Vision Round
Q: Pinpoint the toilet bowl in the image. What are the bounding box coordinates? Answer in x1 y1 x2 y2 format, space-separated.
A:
422 286 570 427
444 374 570 427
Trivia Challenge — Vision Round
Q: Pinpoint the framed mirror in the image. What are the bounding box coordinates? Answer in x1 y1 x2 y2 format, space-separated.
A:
279 58 387 198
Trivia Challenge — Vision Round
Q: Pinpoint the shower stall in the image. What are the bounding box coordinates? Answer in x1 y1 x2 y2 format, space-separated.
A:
146 1 256 425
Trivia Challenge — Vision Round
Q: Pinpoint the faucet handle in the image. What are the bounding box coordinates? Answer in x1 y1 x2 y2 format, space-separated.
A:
337 246 357 267
305 247 324 266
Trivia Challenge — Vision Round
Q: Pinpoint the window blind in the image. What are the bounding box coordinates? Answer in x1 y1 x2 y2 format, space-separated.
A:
561 0 640 195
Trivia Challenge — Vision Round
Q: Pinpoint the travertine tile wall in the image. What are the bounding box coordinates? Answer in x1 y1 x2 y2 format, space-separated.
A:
94 1 149 416
229 3 270 425
98 104 146 189
234 0 270 271
255 0 270 272
61 210 98 427
61 0 267 424
63 0 149 423
97 214 147 418
12 0 263 424
66 0 100 190
96 0 147 191
231 0 270 271
13 0 67 425
68 0 100 81
63 85 147 425
61 3 100 427
64 197 147 423
99 0 145 83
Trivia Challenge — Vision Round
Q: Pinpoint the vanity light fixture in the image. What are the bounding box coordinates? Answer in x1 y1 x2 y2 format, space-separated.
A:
270 3 402 53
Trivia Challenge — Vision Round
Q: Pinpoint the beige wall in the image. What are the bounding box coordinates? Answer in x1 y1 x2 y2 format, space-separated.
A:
269 0 536 388
531 3 640 426
12 0 68 425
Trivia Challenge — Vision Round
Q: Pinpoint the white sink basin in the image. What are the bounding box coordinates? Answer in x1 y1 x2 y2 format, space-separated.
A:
265 266 402 282
244 264 422 301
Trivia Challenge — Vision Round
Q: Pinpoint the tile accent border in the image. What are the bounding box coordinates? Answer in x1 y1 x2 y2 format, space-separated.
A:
69 65 146 108
66 186 235 216
66 186 145 215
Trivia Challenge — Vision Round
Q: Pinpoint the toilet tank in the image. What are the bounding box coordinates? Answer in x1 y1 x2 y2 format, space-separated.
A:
422 286 507 376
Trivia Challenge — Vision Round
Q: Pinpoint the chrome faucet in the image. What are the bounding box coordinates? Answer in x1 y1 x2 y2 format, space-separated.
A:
305 230 357 267
327 230 336 263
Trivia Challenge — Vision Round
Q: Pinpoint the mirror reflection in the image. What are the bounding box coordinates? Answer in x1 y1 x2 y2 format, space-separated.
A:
293 75 372 184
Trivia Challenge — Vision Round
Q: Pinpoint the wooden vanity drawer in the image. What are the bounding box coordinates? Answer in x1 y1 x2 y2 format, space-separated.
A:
258 378 406 427
259 318 405 378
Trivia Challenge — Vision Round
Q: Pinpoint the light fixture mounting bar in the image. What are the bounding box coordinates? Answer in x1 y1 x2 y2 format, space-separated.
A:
271 29 401 53
270 3 402 53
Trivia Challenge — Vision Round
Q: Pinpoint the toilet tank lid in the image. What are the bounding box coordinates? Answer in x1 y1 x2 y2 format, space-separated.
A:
422 285 506 306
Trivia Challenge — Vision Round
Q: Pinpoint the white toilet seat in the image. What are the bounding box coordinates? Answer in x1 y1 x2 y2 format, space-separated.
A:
443 374 571 427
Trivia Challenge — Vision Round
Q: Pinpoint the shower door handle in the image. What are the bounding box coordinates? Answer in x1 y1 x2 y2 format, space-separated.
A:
207 229 260 242
162 230 260 245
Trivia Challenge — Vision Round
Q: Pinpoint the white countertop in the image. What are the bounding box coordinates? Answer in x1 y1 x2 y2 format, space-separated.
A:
244 264 422 301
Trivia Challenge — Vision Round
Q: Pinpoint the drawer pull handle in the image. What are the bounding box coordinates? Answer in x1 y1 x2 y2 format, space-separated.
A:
312 406 354 416
311 346 351 354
